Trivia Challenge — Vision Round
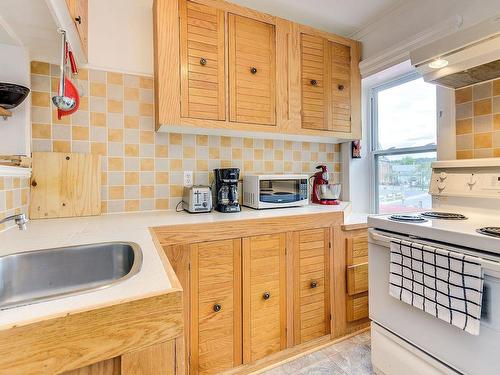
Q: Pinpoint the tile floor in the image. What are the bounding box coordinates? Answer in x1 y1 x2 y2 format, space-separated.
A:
262 331 373 375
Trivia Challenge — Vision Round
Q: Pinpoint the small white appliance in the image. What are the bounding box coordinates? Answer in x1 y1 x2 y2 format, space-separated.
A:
369 158 500 375
243 174 308 209
182 185 212 213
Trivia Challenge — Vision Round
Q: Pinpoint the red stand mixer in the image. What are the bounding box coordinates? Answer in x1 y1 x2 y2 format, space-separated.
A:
311 165 341 205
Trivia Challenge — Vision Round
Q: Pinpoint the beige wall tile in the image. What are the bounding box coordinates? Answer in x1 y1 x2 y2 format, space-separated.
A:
31 61 50 75
474 132 492 149
493 79 500 96
28 61 342 215
474 99 492 116
455 87 472 104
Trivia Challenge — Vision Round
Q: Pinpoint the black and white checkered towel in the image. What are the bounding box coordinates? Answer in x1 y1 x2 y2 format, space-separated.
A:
389 239 484 335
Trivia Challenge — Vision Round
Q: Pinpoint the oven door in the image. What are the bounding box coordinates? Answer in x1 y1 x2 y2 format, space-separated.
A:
258 178 308 208
369 229 500 375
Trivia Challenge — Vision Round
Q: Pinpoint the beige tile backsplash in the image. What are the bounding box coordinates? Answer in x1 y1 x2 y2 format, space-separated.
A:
455 78 500 159
0 177 30 231
30 61 341 213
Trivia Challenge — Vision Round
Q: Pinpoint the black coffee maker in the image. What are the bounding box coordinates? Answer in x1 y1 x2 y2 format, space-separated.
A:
214 168 241 213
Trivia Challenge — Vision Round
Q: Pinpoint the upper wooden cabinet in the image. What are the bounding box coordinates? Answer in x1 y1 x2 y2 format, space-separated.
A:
228 14 276 126
179 0 225 120
154 0 361 140
300 33 357 133
65 0 88 55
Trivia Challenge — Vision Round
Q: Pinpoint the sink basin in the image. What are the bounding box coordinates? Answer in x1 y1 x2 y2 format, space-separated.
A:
0 242 142 310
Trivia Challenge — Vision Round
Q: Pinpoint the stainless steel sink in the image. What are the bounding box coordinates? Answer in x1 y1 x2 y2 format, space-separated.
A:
0 242 142 310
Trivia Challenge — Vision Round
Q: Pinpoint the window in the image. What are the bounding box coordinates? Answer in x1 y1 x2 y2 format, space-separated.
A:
371 75 437 214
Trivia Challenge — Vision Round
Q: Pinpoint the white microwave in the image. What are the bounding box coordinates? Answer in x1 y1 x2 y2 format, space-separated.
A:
243 174 309 209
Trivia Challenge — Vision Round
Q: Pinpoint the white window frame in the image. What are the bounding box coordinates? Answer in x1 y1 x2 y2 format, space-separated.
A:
370 73 437 213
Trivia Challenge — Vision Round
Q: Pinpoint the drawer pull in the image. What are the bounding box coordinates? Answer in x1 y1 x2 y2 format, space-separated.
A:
200 58 207 66
250 67 257 74
338 84 344 91
262 291 270 300
213 303 222 312
310 281 318 289
310 79 317 86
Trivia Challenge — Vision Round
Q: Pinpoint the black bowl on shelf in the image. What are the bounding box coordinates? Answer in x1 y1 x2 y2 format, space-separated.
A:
0 83 30 110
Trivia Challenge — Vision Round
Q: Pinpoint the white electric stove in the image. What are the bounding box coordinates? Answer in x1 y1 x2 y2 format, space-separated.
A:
368 158 500 375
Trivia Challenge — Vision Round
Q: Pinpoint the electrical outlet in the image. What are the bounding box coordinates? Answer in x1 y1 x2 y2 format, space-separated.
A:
183 170 193 187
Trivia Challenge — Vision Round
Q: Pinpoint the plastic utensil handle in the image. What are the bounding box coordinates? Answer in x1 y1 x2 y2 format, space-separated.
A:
68 50 78 75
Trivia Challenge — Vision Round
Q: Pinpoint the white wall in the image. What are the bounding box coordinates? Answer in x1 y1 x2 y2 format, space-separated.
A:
88 0 154 76
0 43 30 155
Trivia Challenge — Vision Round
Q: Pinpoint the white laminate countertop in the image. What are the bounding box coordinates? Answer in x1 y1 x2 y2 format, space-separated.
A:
0 202 351 330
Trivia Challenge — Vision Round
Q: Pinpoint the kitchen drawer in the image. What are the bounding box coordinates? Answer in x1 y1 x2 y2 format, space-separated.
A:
347 262 368 296
229 14 276 126
242 233 286 363
179 0 225 121
346 234 368 267
293 228 330 344
190 239 242 375
346 292 368 322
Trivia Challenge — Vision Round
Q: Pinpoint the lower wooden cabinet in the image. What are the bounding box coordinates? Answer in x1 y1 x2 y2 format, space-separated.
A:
161 217 368 374
242 233 286 362
190 239 242 375
293 228 331 344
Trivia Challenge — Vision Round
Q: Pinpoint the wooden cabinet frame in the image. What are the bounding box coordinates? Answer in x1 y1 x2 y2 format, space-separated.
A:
153 0 361 141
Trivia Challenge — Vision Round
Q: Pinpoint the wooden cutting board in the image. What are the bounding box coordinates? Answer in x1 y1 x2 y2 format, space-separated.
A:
30 152 101 219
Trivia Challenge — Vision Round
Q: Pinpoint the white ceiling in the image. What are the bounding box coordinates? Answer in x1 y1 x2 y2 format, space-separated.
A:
227 0 407 37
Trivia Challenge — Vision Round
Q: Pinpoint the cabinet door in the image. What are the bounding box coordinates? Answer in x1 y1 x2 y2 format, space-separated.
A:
331 42 351 133
65 0 88 55
229 14 276 126
300 33 330 131
242 233 286 363
293 228 330 344
190 239 242 375
179 0 225 120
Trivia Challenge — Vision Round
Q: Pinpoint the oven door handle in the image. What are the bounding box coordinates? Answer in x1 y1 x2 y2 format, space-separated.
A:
368 229 500 273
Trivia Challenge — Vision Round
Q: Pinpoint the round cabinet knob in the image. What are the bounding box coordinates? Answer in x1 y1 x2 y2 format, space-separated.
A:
213 304 222 312
75 16 82 24
338 84 344 91
250 67 257 74
439 172 447 181
200 58 207 66
263 292 271 300
310 281 318 289
310 79 317 86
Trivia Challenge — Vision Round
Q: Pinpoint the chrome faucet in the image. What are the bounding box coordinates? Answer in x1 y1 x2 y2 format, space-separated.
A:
0 213 28 230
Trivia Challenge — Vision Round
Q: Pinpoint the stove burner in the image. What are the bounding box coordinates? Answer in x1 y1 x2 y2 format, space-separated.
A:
389 214 428 223
477 227 500 238
421 212 468 220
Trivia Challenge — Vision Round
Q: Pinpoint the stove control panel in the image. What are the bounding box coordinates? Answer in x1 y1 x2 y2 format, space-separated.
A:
430 170 500 197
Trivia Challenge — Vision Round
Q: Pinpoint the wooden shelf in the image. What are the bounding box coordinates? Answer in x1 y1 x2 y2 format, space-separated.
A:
0 107 12 118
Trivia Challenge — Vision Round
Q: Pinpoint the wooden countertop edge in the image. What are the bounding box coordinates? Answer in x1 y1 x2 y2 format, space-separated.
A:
152 210 345 247
0 289 183 375
341 222 368 231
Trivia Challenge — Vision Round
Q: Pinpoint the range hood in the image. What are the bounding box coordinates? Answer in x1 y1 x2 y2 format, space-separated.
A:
410 15 500 89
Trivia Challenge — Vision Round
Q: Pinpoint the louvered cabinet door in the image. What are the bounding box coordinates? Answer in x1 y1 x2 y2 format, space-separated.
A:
242 233 286 363
330 42 351 133
300 33 330 130
229 14 276 126
293 228 330 344
190 239 242 375
179 0 225 120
